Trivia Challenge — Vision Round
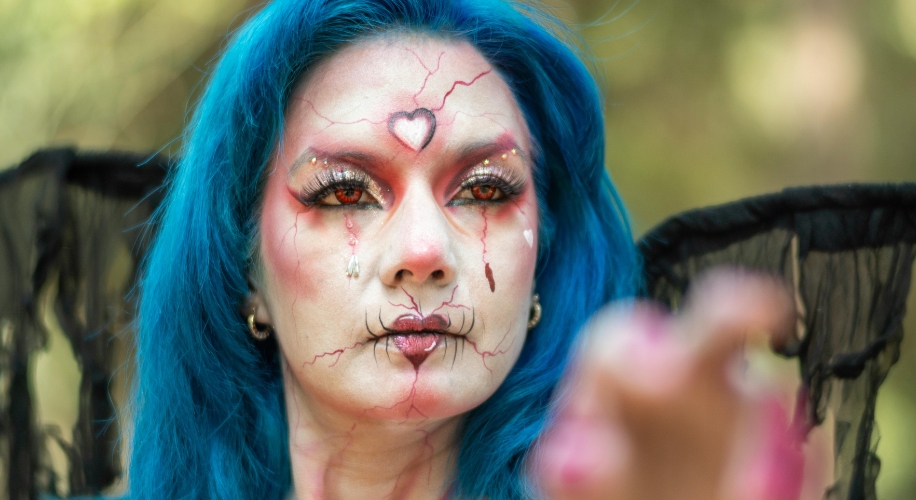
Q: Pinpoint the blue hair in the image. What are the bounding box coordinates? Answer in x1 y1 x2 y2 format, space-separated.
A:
131 1 639 499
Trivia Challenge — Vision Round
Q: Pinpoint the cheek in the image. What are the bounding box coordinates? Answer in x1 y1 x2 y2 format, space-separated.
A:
483 199 538 279
259 176 324 298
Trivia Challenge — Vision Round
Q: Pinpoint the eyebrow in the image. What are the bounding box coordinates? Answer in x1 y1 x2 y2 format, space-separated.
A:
287 137 526 176
288 148 385 176
451 137 525 166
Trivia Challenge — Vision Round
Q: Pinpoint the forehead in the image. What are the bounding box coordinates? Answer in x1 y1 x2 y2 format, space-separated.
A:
284 35 531 158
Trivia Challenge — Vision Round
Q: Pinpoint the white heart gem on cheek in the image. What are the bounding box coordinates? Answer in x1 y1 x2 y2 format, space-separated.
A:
523 229 534 248
387 108 436 151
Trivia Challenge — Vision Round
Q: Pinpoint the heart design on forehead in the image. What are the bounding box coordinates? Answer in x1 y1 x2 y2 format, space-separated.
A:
387 108 437 151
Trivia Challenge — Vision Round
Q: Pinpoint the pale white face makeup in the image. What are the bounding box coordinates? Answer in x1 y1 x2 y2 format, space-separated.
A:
256 36 538 429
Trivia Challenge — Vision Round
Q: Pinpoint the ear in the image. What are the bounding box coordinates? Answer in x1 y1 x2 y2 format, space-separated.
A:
244 284 274 327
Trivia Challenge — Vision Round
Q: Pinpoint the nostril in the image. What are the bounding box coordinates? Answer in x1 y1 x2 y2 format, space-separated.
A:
432 270 444 280
395 270 405 281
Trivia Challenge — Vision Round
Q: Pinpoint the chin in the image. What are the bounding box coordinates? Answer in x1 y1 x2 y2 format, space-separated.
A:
337 358 507 423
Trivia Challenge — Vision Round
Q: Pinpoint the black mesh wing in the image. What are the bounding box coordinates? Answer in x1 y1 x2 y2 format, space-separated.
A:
639 183 916 500
0 149 167 498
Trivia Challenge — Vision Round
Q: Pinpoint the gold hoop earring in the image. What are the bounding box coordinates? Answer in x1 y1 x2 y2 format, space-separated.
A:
247 311 271 341
527 293 542 329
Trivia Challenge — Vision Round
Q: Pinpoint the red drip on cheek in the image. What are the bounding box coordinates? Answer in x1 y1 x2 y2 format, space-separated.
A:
480 207 495 292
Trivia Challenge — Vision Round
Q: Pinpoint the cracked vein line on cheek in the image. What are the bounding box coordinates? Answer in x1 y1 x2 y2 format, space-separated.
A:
479 207 495 292
462 322 515 376
302 339 370 368
292 212 305 350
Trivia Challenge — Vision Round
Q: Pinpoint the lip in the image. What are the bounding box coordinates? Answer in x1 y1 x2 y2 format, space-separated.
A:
370 312 472 368
391 332 441 369
381 315 455 369
390 314 449 332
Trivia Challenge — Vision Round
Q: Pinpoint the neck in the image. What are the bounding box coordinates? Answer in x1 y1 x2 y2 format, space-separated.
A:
282 364 461 500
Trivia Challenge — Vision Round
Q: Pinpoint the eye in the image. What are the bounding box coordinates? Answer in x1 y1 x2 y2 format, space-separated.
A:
469 184 502 201
296 168 382 209
310 183 380 207
449 165 526 206
452 180 508 204
335 187 363 204
325 186 366 205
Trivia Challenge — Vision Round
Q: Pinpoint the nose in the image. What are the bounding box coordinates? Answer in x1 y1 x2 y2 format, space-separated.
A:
378 189 456 288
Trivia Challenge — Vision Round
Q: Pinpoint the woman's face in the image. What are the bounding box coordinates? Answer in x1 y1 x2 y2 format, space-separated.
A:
257 36 538 423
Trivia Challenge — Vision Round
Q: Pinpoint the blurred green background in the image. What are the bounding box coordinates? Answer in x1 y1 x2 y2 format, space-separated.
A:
1 0 913 497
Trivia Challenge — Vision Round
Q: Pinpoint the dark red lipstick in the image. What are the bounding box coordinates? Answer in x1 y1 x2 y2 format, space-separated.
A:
389 314 448 368
391 314 449 332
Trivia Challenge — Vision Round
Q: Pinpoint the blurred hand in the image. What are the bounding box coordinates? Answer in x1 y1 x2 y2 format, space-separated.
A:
532 270 815 500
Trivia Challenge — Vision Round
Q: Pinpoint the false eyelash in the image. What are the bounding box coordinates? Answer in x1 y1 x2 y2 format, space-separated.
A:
451 165 527 204
295 169 379 208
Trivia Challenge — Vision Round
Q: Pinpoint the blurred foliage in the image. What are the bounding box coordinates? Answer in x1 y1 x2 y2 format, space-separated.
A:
0 0 254 167
547 0 916 232
1 0 914 497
